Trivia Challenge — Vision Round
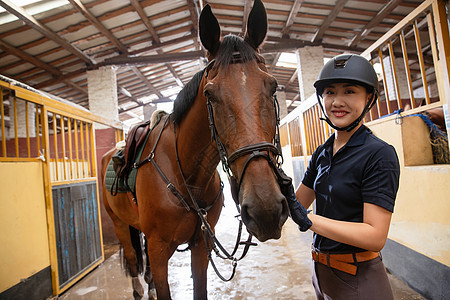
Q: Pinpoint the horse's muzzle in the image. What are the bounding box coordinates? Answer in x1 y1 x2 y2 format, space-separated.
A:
240 187 289 242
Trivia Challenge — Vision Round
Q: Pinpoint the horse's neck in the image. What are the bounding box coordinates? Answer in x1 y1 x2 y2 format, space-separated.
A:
176 87 220 188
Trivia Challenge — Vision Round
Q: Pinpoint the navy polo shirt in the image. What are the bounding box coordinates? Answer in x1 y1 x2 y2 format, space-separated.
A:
302 125 400 252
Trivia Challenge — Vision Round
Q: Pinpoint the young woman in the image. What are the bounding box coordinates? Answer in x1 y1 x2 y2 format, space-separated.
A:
282 54 400 299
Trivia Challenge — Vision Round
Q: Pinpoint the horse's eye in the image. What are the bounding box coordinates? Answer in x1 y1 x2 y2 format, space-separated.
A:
204 83 218 102
266 77 278 96
271 86 277 96
204 88 216 102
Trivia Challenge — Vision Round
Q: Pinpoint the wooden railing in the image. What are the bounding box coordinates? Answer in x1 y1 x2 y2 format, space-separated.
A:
282 0 449 161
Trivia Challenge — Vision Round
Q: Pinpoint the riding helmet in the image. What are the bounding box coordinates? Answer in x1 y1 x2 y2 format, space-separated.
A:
314 54 378 95
313 54 380 131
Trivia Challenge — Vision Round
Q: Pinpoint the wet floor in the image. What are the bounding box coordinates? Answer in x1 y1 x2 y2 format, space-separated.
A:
59 182 424 300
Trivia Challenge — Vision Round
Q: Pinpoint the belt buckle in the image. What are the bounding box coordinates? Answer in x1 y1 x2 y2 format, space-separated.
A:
312 249 319 262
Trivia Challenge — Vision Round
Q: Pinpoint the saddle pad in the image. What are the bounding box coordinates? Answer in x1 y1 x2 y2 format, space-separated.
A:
104 159 129 193
104 134 150 195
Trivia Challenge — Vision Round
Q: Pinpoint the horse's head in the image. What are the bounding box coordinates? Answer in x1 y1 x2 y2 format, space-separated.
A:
199 0 289 242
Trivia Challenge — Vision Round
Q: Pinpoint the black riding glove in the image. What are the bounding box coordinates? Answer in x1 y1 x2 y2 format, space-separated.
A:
279 174 312 232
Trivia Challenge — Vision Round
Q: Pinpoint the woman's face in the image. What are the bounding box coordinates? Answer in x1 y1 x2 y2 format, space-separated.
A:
322 82 371 129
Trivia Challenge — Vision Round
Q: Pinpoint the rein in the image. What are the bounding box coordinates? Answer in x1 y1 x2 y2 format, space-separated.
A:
134 113 256 281
173 120 257 281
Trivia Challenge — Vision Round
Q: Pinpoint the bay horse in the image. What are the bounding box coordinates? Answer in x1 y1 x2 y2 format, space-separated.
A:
100 0 289 299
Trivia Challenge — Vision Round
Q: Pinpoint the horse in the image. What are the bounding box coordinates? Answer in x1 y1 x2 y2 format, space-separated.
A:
100 0 289 299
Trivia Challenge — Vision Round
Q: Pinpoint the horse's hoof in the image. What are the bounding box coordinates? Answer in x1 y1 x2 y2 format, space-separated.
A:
148 288 157 300
133 290 142 300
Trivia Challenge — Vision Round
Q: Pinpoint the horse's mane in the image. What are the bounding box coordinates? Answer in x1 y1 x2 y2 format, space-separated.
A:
172 34 257 124
173 69 205 124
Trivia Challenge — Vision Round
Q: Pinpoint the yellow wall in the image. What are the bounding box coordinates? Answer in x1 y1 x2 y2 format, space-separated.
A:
0 162 50 292
368 116 450 266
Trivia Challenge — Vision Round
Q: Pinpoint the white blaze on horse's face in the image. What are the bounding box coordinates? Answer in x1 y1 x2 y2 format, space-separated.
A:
241 70 247 85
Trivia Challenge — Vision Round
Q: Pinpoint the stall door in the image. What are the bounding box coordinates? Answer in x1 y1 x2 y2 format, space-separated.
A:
52 181 102 290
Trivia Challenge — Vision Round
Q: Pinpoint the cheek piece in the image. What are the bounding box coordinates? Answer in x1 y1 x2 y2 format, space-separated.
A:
316 91 378 132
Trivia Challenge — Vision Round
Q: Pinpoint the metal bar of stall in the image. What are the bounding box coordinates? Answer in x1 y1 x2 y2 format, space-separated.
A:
311 107 319 149
40 106 60 295
373 59 382 119
1 87 6 157
303 112 311 155
85 122 91 177
432 0 450 104
74 120 80 179
67 118 74 180
60 116 67 180
426 12 440 98
378 49 391 115
25 101 30 157
399 29 416 108
388 40 402 110
13 95 18 157
413 20 431 105
305 110 313 155
89 123 96 178
79 121 85 178
307 109 314 150
313 105 323 145
36 104 41 157
52 113 59 181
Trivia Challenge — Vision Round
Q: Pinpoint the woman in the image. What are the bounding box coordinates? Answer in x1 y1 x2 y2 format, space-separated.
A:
282 54 400 299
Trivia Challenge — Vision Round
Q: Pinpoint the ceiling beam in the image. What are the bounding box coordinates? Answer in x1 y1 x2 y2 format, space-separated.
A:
281 0 305 38
262 38 364 54
311 0 348 43
348 0 403 47
0 39 61 76
68 0 128 54
119 86 142 106
131 66 164 99
268 52 281 72
119 98 173 114
0 0 93 65
186 0 202 51
102 50 205 66
130 0 184 87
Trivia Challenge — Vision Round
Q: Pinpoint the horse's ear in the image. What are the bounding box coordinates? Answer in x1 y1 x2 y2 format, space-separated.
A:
245 0 267 49
199 4 221 55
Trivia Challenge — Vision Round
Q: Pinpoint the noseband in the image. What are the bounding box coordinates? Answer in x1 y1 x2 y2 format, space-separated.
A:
205 55 291 205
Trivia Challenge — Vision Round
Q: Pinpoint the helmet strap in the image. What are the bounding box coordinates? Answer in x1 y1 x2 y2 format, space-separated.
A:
316 92 377 132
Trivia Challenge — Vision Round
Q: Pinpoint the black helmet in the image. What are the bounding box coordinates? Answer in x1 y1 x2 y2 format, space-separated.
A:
314 54 379 132
314 54 378 95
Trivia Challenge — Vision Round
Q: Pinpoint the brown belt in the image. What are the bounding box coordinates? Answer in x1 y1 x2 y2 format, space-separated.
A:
312 250 379 275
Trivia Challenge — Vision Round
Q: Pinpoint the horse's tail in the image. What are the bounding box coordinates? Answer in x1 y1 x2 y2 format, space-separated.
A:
120 226 145 276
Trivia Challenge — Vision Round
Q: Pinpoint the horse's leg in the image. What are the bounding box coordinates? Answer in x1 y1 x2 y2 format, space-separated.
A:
146 238 175 300
190 239 209 300
106 207 145 299
144 238 156 299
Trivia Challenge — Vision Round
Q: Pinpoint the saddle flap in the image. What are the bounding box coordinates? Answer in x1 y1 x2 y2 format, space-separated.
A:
123 120 151 173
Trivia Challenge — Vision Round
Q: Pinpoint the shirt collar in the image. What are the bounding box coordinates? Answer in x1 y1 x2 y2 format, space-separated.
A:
323 125 370 151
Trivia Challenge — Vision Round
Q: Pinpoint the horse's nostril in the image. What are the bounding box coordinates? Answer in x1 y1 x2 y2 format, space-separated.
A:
240 204 250 223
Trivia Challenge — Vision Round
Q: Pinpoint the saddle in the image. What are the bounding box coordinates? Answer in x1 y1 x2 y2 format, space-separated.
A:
113 120 151 179
110 111 168 196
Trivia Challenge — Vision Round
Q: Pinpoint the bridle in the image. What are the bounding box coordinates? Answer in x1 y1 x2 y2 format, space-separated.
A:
205 54 291 206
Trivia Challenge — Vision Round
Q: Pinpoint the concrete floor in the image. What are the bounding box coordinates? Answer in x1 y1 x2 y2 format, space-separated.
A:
58 183 425 299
